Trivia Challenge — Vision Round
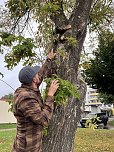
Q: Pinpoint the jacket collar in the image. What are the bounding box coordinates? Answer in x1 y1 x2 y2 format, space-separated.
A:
21 84 39 92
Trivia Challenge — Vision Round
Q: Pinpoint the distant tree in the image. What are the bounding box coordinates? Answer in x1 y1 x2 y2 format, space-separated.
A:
1 93 14 111
84 31 114 103
98 93 114 104
2 93 13 100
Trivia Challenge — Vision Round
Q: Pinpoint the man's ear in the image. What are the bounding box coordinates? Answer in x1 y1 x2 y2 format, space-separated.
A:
32 77 36 83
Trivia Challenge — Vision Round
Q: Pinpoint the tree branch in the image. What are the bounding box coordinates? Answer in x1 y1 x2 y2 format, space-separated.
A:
49 0 68 28
10 10 31 34
70 0 93 27
19 10 30 34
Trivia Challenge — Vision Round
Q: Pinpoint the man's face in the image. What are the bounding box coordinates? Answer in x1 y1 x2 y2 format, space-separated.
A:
33 73 41 87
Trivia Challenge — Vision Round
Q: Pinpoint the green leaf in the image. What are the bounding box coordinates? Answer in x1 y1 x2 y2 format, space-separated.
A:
43 75 80 106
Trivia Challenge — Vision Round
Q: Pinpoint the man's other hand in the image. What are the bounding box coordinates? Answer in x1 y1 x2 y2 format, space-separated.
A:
47 80 59 97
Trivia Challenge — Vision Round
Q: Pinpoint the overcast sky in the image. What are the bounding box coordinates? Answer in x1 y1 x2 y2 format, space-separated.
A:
0 56 23 97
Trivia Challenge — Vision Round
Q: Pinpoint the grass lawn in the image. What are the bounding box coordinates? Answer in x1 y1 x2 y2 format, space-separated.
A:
108 120 114 126
0 123 16 129
74 128 114 152
0 130 16 152
0 127 114 152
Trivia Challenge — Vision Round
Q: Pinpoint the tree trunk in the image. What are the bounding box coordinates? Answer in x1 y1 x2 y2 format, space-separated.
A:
42 1 93 152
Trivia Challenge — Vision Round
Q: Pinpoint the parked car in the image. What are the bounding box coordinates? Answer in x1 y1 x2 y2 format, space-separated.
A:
80 112 109 128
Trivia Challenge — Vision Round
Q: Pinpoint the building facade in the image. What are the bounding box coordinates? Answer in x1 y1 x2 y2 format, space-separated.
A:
84 86 114 116
0 100 16 124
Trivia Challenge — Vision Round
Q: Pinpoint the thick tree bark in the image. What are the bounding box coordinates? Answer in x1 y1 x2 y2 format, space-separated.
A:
42 1 93 152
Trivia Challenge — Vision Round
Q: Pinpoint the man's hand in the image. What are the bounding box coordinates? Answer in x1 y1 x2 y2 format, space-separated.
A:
48 49 56 60
48 80 59 97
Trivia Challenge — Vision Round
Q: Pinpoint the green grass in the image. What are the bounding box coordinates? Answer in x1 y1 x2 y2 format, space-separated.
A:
0 128 114 152
74 128 114 152
108 120 114 126
0 130 16 152
0 123 16 129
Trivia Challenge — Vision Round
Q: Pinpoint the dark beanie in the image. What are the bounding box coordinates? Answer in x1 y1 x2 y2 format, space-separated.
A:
18 65 40 84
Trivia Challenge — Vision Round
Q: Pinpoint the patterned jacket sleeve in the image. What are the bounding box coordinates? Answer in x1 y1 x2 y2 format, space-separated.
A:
38 58 52 84
19 96 54 126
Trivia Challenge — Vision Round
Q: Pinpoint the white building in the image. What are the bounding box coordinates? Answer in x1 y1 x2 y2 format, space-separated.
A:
86 86 99 103
84 86 114 116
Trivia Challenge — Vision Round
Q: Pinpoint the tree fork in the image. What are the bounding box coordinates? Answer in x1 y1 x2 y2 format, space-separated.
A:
42 1 93 152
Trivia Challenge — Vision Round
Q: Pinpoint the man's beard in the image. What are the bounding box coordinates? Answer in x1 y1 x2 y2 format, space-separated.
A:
36 79 41 88
37 83 40 88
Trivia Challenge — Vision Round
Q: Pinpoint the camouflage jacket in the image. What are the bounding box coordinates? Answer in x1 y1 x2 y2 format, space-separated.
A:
11 59 54 152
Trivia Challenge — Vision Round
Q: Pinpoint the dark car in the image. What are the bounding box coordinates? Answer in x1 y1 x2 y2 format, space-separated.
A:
80 112 108 128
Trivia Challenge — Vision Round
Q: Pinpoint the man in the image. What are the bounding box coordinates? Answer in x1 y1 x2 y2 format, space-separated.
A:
11 50 59 152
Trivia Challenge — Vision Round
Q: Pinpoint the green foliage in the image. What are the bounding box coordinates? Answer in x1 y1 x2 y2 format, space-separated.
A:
84 31 114 99
2 0 113 70
0 32 16 46
6 0 75 19
98 93 114 104
6 0 60 18
5 37 36 69
6 0 35 18
85 119 97 129
7 100 13 112
4 0 78 52
85 116 101 129
44 75 80 105
0 32 37 69
62 0 75 17
41 2 60 14
43 126 48 136
89 0 114 31
3 0 114 53
66 36 77 47
2 93 14 112
2 93 13 99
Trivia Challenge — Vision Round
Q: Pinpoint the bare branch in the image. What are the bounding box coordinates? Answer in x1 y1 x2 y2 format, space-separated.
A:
10 10 30 34
19 10 30 34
